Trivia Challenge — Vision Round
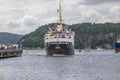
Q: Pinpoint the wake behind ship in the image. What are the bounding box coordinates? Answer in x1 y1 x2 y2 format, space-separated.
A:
44 1 75 55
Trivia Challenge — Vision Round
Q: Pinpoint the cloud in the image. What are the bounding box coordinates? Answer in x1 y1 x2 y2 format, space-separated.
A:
6 20 21 28
0 0 120 34
84 0 120 5
110 6 120 14
22 15 39 27
4 15 40 34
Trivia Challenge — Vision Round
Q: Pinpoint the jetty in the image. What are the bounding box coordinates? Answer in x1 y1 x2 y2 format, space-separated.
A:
0 50 22 58
0 44 22 58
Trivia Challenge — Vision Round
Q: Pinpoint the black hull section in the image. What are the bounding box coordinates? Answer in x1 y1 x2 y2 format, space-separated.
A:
45 44 74 55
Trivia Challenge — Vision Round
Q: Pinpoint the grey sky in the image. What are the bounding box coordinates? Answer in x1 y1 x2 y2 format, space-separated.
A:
0 0 120 34
84 0 120 5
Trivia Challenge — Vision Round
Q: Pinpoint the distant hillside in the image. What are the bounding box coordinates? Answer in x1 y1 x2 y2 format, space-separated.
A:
0 32 23 44
19 23 120 49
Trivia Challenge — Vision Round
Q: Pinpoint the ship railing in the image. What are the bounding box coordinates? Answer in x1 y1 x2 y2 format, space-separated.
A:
44 35 74 39
45 37 74 43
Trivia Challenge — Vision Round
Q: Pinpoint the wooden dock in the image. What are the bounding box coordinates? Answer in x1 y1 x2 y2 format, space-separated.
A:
0 50 22 58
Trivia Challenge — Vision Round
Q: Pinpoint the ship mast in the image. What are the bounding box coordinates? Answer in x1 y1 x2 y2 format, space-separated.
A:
59 0 62 25
56 0 63 32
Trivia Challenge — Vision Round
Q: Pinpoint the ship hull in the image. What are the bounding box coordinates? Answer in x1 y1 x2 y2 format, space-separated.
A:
45 44 74 55
115 48 120 53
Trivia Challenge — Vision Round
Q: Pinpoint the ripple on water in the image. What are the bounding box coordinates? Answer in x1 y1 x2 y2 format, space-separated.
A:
0 49 120 80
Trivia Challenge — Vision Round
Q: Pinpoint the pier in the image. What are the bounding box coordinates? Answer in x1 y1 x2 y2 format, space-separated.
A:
0 50 22 58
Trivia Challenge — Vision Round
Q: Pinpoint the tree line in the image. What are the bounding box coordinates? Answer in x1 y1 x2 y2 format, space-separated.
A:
19 23 120 49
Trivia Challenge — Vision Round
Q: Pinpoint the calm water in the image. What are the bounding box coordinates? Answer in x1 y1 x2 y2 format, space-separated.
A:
0 49 120 80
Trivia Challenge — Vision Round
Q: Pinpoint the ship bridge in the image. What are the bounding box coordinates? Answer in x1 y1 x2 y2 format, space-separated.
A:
45 35 74 45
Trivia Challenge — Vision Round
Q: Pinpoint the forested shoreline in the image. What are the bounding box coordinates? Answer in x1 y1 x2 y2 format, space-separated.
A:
19 23 120 49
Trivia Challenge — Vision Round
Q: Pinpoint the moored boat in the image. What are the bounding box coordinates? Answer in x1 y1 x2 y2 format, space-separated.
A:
114 38 120 53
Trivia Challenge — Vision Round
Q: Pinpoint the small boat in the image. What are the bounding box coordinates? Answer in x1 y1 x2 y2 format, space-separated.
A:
78 49 81 52
96 47 104 51
85 48 91 52
114 38 120 53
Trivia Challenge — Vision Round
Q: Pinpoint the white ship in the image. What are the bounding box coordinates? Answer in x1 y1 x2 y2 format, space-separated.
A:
44 1 75 55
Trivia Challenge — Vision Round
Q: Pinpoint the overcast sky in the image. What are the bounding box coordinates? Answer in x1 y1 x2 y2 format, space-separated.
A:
0 0 120 34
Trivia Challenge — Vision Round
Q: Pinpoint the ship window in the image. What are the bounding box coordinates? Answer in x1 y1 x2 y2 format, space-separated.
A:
69 35 71 38
62 34 65 38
